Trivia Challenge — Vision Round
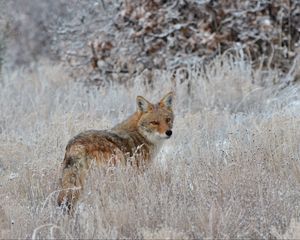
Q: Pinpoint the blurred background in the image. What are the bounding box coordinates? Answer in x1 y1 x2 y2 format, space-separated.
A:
1 0 299 85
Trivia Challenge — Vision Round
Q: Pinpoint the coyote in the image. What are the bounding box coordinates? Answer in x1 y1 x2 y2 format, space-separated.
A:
57 92 174 212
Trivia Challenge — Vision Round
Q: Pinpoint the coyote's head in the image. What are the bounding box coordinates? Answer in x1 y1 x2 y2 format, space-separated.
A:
137 92 174 144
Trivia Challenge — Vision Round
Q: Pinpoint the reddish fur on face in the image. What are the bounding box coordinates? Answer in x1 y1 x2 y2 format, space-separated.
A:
57 92 174 213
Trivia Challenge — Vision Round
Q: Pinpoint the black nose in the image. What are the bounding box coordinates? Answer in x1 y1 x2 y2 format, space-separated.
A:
166 130 172 137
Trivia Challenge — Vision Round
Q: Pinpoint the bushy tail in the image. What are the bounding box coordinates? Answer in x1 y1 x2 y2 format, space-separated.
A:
57 156 87 213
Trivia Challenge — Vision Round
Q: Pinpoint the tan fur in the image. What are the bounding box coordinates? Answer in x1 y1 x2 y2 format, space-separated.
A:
57 92 174 212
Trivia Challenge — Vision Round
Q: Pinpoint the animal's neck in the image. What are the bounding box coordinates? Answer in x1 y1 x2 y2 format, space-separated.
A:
112 112 166 161
113 112 142 132
113 112 159 146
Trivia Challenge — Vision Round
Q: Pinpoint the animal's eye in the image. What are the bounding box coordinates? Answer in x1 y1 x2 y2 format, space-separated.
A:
150 121 159 125
166 118 171 123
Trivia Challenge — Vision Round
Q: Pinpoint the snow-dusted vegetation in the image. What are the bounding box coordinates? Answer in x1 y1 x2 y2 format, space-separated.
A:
1 55 300 238
1 0 300 239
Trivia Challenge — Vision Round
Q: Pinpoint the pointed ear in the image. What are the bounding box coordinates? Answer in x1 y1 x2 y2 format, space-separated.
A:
136 96 153 113
159 92 174 110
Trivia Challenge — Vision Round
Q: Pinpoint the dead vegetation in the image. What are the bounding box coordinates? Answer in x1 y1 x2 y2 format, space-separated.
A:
1 0 300 85
1 55 300 238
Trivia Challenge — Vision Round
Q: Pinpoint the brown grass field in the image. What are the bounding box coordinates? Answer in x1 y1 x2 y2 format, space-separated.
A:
1 55 300 239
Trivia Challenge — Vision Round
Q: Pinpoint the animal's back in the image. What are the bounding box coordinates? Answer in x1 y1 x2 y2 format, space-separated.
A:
57 129 153 211
63 129 152 168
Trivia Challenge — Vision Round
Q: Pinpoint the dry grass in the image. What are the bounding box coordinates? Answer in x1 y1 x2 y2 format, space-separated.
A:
1 55 300 239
